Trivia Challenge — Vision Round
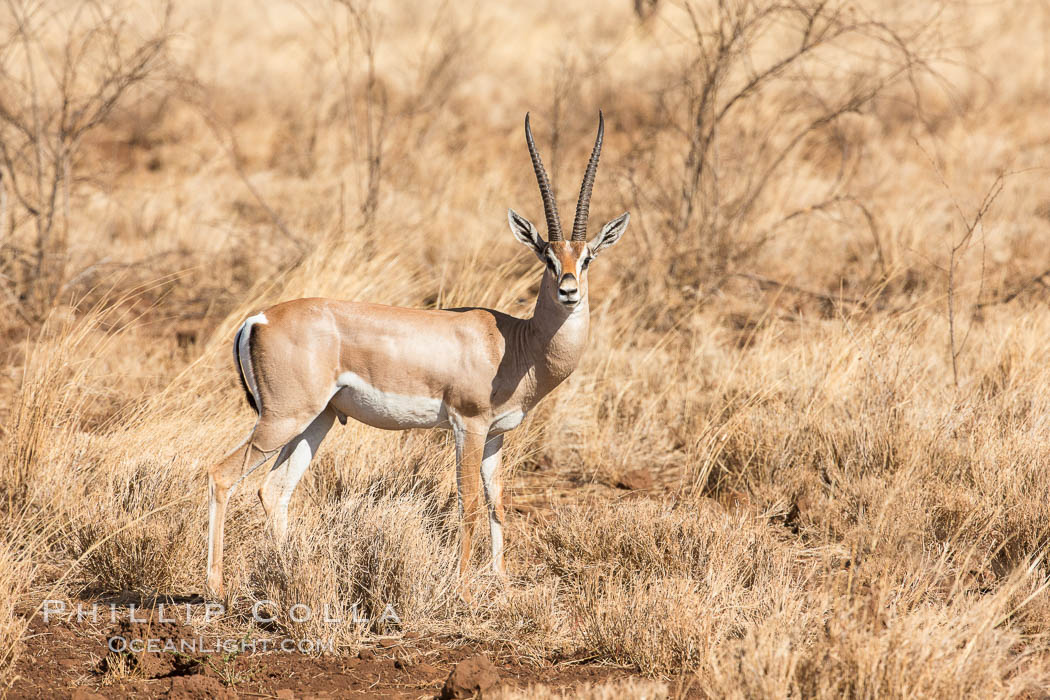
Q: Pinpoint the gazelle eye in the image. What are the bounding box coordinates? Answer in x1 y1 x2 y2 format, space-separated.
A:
581 257 592 271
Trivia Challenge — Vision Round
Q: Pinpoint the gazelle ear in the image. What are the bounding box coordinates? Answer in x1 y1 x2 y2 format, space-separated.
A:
589 212 629 257
508 208 546 261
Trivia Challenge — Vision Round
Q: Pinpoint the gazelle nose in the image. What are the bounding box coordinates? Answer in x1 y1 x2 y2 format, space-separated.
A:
558 274 579 303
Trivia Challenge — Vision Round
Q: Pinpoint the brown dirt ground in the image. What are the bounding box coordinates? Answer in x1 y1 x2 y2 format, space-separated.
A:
8 594 687 699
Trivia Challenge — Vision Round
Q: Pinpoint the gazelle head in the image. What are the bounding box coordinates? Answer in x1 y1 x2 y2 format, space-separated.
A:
508 112 630 308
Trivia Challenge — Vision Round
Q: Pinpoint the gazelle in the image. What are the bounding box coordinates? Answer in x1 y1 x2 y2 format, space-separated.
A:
206 112 629 597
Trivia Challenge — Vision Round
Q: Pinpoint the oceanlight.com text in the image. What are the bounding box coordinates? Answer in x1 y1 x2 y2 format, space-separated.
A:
107 635 336 654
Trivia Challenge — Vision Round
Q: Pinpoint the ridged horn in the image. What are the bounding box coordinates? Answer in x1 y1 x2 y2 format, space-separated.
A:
572 111 604 241
525 113 562 241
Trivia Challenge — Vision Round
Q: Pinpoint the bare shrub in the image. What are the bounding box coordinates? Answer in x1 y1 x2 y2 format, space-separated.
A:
256 0 473 245
629 0 951 297
0 0 172 322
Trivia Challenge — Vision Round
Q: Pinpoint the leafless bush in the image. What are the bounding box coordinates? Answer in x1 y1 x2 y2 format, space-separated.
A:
630 0 951 294
922 158 1005 387
329 0 387 234
0 0 171 323
286 0 471 238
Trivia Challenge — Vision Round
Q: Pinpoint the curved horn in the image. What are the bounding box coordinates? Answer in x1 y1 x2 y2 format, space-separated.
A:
525 113 562 241
572 111 604 241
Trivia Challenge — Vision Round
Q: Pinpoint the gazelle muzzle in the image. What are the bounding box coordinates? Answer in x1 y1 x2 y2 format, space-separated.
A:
558 273 580 305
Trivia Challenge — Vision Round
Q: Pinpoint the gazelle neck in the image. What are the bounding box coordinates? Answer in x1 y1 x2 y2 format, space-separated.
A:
526 272 590 390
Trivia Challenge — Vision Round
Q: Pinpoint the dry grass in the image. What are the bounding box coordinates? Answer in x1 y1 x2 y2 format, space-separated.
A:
0 539 33 690
495 678 670 699
244 496 459 647
3 0 1050 696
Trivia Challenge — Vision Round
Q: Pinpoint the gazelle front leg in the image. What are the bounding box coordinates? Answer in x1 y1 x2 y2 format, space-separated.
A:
453 425 487 600
480 434 506 579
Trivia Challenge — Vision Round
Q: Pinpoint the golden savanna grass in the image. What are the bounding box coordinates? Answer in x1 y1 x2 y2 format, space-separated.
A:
3 0 1050 696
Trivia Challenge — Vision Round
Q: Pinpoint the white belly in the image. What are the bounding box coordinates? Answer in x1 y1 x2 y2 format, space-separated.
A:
330 371 448 431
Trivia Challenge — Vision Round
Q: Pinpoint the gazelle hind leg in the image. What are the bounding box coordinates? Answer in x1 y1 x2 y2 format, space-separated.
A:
207 438 276 596
479 434 506 579
206 414 314 597
259 408 336 541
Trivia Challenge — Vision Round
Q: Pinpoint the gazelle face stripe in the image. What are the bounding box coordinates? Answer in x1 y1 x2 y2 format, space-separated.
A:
577 248 593 278
543 247 562 279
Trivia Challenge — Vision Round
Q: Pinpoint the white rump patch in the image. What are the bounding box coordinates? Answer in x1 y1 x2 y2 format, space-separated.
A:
332 371 447 430
238 313 268 404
